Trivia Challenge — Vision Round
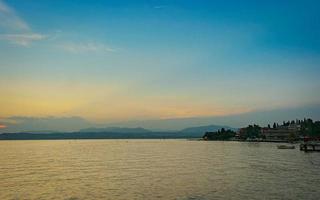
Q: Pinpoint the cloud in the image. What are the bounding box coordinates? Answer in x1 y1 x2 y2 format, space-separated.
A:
0 33 47 46
0 0 46 46
0 1 112 49
0 0 29 31
153 5 167 9
58 42 116 53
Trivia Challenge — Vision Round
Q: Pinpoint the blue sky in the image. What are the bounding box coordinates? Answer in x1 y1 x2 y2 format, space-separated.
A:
0 0 319 131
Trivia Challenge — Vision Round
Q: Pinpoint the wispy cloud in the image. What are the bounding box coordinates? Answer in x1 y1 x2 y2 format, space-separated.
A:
153 5 168 9
0 33 47 46
58 42 117 53
0 1 115 50
0 0 29 31
0 0 46 46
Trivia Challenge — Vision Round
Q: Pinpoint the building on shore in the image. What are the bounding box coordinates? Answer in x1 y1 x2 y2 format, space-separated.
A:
261 124 300 141
235 128 247 140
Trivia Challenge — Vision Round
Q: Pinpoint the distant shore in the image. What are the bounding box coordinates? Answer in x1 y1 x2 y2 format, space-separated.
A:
0 131 204 140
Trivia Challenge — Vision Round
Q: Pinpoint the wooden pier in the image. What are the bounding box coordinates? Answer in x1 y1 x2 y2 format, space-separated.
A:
300 143 320 152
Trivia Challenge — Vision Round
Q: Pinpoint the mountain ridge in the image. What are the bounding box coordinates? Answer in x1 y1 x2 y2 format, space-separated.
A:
0 124 237 140
79 127 150 133
180 125 237 133
78 124 236 133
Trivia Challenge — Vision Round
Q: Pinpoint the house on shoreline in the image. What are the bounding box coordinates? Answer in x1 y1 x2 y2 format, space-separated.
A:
261 124 300 141
236 123 301 141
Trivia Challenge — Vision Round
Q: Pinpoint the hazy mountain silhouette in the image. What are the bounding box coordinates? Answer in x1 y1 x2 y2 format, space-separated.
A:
0 124 237 140
105 105 320 130
79 125 234 134
180 125 236 133
0 131 196 140
1 104 319 134
0 116 93 133
17 130 60 134
79 127 151 133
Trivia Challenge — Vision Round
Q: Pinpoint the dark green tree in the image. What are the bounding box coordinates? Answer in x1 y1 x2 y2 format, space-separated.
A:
273 123 276 129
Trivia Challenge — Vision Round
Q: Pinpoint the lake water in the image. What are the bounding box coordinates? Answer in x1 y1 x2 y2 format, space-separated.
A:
0 140 320 200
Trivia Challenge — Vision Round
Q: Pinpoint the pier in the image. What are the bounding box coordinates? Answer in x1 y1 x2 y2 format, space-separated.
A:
300 143 320 152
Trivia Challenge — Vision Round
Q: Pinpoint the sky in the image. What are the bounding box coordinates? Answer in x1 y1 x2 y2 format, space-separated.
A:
0 0 320 131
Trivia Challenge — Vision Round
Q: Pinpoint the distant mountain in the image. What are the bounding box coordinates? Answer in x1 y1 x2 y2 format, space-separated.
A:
180 125 236 133
0 116 94 133
78 125 235 134
18 130 60 134
103 105 320 130
0 131 191 140
79 127 151 133
0 125 237 140
2 105 319 134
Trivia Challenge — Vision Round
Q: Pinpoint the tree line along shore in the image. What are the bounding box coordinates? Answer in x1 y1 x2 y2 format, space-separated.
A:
203 118 320 142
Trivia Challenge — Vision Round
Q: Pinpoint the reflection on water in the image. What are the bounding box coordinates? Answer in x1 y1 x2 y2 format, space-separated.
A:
0 140 320 200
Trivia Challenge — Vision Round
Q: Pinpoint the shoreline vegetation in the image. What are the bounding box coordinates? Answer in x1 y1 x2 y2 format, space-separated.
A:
203 118 320 143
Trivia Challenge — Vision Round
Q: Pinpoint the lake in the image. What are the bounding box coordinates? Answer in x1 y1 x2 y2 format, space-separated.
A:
1 140 320 200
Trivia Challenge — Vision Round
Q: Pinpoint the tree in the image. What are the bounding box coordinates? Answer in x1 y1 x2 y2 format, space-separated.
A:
203 129 236 140
243 124 261 139
273 123 276 129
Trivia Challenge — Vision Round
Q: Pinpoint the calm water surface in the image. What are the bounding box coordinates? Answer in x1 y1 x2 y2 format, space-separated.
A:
1 140 320 200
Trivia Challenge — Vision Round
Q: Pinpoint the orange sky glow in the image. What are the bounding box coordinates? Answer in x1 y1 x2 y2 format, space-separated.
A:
0 124 7 129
